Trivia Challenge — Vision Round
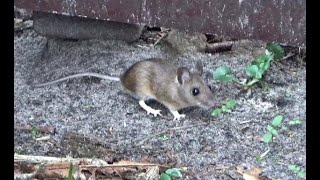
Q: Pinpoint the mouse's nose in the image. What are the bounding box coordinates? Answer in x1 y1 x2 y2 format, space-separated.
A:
208 98 216 108
201 98 216 109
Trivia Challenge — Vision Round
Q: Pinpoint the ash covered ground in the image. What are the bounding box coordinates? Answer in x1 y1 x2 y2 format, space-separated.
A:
14 18 306 179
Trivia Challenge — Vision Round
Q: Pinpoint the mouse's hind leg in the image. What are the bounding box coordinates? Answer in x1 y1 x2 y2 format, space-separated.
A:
138 100 162 117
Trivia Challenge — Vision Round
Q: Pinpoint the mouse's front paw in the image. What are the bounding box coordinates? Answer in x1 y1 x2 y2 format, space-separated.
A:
147 109 162 117
173 113 186 121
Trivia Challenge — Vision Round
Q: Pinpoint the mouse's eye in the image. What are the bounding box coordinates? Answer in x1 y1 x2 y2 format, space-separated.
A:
208 85 212 90
192 88 200 96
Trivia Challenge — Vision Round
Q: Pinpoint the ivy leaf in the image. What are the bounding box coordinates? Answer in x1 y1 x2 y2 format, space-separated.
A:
297 171 306 178
221 105 228 112
221 74 234 82
212 108 222 117
267 125 278 136
263 132 273 143
288 165 298 172
160 173 171 180
289 118 302 125
259 60 271 72
213 66 234 82
246 65 262 79
225 100 236 109
165 168 182 178
272 115 283 127
266 43 285 60
252 54 273 65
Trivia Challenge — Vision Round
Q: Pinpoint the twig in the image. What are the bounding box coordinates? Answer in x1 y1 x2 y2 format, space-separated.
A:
15 154 74 163
137 122 208 146
213 165 230 170
14 154 168 168
80 164 165 168
260 147 270 158
151 32 169 47
282 52 296 60
238 120 253 124
205 41 233 54
35 135 51 141
14 125 56 134
277 162 289 166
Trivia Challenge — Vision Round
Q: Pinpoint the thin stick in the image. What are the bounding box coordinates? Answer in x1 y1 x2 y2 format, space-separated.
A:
151 32 168 47
239 120 253 124
282 52 296 60
14 154 168 168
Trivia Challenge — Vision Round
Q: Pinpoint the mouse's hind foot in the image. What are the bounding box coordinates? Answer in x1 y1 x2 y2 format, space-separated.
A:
139 100 162 117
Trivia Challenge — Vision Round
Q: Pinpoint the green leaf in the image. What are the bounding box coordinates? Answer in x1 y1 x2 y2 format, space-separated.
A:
213 66 234 82
261 61 271 72
252 54 273 65
271 129 278 136
297 171 306 178
258 68 265 77
161 134 169 141
221 74 234 82
267 125 274 132
221 105 228 112
246 65 262 79
266 43 285 60
256 155 263 162
289 119 302 125
288 164 298 171
272 115 283 127
263 132 273 143
31 127 38 140
68 162 73 180
212 108 222 117
165 168 182 178
225 100 236 109
160 173 172 180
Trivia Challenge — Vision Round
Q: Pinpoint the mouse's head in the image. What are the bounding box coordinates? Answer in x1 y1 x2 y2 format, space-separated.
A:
176 62 216 109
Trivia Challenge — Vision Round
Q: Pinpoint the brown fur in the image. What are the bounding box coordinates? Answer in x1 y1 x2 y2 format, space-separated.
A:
120 58 216 111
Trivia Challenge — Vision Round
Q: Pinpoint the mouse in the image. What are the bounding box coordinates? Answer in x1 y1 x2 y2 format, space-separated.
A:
33 58 216 120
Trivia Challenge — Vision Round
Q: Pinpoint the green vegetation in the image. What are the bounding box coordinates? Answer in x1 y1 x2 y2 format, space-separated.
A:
212 99 236 117
160 168 182 180
288 164 306 179
213 43 285 88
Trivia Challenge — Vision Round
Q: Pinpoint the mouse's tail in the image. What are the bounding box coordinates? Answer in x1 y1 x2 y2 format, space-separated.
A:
33 72 120 87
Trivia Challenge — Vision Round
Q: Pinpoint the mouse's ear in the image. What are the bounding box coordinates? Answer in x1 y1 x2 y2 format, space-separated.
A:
177 67 191 84
193 61 203 75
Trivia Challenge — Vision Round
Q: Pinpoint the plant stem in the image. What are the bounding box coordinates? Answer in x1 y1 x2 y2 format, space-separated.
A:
246 78 260 86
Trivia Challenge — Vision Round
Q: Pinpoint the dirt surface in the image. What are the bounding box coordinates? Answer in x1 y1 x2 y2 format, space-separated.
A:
14 18 306 179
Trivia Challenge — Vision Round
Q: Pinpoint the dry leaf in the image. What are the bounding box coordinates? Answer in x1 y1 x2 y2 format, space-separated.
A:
237 166 263 180
236 165 245 174
243 173 260 180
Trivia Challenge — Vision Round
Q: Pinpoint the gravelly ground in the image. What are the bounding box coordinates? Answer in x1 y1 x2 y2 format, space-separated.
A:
14 21 306 179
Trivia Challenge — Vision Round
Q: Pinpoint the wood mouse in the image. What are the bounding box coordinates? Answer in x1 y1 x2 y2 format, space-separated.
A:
33 58 216 120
